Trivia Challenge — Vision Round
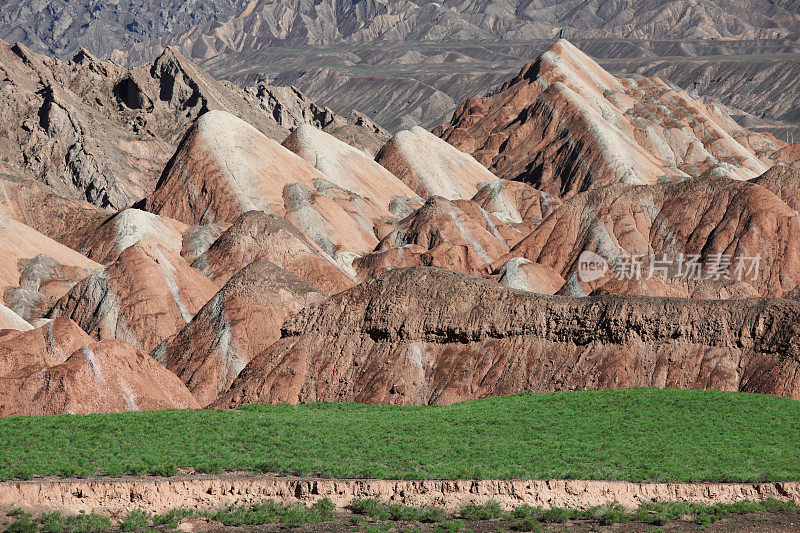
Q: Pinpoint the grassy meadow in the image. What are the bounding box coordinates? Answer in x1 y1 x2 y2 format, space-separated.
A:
1 388 799 483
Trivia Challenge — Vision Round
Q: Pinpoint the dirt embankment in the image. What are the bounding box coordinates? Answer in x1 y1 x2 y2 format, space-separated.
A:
3 474 800 516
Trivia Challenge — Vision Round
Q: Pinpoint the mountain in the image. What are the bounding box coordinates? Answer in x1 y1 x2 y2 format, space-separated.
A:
0 37 799 416
4 1 799 135
0 40 386 209
0 318 199 416
214 267 800 407
435 40 783 198
111 0 800 65
162 259 327 406
49 242 218 353
0 0 250 60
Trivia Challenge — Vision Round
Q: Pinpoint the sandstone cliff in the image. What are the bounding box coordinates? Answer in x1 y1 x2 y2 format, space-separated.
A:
216 267 800 408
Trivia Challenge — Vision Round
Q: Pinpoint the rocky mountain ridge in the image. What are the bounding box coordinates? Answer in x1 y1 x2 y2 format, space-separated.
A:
0 39 798 416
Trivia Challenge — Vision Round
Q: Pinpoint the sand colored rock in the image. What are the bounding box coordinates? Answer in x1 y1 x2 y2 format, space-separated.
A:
0 42 291 209
49 242 217 353
504 176 800 298
216 267 800 408
163 260 327 406
282 124 416 211
355 197 512 278
496 258 565 294
0 304 32 332
76 209 189 264
0 213 99 299
0 339 199 416
192 211 353 294
0 40 374 211
376 126 499 200
3 474 800 516
281 180 381 256
180 222 232 264
0 176 108 249
752 163 800 212
4 255 90 322
471 179 561 228
141 112 384 256
0 318 92 379
141 110 325 225
436 40 783 199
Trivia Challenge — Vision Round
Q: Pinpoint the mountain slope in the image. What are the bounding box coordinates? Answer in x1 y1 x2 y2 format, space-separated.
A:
435 40 783 198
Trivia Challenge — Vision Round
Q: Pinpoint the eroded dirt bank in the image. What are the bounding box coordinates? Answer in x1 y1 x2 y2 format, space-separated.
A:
3 474 800 516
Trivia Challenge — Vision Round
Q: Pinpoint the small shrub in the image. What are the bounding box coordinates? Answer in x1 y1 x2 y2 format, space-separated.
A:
40 511 65 533
541 507 572 523
67 512 111 533
511 516 541 532
458 501 504 520
435 519 464 532
8 513 37 533
509 505 542 521
207 499 336 527
120 510 151 532
584 502 628 525
146 464 177 477
349 498 441 523
152 508 196 528
312 498 336 519
350 498 386 518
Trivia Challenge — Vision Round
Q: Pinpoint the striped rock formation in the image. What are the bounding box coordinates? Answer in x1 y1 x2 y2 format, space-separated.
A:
163 260 327 406
0 318 198 416
376 126 498 200
49 242 217 353
215 267 800 408
435 39 784 199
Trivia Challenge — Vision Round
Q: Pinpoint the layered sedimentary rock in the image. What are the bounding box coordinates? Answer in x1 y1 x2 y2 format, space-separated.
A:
0 213 99 299
163 260 327 406
0 304 32 332
4 255 90 322
752 163 800 212
471 180 561 228
0 39 382 210
496 258 565 294
376 126 498 200
142 111 390 256
0 317 199 416
355 196 512 277
215 267 800 408
75 209 189 264
49 242 217 352
435 40 783 199
191 211 353 294
503 175 800 298
0 339 200 416
0 41 287 209
141 110 325 224
282 124 416 211
0 318 94 378
0 175 108 248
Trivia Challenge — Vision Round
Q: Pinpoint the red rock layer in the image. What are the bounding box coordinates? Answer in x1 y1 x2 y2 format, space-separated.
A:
49 242 217 353
163 260 327 406
435 39 782 199
215 267 800 408
0 318 199 416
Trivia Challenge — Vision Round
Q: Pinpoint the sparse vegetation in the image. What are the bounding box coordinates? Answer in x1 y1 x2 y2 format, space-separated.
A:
4 498 799 532
5 510 109 533
1 389 800 483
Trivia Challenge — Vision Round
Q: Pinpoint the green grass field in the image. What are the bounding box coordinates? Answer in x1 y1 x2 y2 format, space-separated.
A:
2 388 799 482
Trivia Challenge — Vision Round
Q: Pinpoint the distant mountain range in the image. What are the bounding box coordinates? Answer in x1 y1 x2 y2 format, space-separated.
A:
2 0 799 134
3 0 798 63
